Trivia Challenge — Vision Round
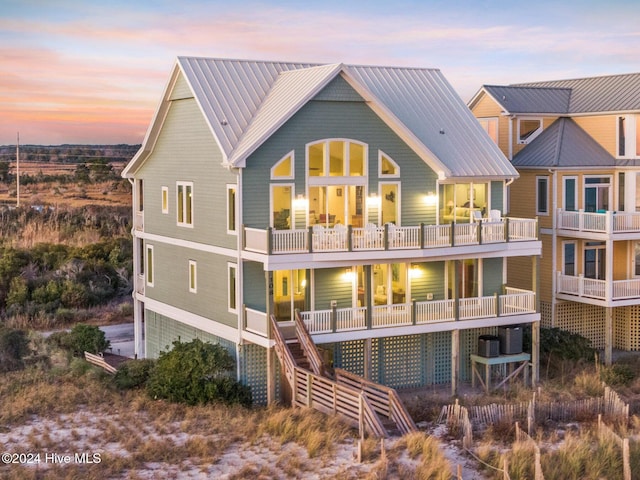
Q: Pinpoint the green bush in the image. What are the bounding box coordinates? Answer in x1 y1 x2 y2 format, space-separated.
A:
0 327 30 372
600 364 636 387
146 339 251 407
113 359 156 390
65 324 110 356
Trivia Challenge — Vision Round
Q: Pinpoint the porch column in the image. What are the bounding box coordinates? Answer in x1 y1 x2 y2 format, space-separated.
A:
365 265 373 329
363 337 372 381
605 307 613 366
451 329 459 396
532 255 540 384
266 271 276 404
134 299 145 359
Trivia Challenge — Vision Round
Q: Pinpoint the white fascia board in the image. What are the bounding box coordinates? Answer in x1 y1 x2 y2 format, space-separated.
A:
339 69 451 179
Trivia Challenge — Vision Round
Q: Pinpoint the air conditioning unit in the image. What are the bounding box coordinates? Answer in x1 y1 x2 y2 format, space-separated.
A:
498 326 523 355
477 335 500 358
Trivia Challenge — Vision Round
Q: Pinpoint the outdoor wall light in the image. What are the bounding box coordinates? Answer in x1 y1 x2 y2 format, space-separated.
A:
293 194 307 208
343 269 355 282
366 193 381 207
424 191 437 206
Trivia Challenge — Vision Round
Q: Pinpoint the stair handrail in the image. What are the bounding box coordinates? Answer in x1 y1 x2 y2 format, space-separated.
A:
335 368 418 435
293 309 328 377
269 314 297 382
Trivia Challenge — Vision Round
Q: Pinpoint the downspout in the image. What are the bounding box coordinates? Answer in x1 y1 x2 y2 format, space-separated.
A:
549 168 557 327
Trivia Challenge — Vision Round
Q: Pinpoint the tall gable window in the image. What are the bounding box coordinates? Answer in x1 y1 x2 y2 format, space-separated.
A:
617 115 640 158
176 182 193 227
478 117 498 144
146 245 154 286
161 186 169 214
379 152 399 177
271 152 294 179
307 139 367 227
518 118 542 144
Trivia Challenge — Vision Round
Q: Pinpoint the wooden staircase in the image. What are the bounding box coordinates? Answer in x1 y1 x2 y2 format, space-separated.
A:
270 312 417 438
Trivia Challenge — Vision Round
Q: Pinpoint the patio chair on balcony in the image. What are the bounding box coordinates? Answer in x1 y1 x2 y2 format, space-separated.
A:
388 222 405 248
489 210 502 222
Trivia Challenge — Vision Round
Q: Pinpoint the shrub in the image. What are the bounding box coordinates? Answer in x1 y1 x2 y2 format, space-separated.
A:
146 339 251 407
600 364 636 387
65 323 110 356
114 359 156 390
0 327 30 372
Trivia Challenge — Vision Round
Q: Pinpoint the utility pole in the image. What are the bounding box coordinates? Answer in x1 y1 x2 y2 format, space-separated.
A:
16 132 20 207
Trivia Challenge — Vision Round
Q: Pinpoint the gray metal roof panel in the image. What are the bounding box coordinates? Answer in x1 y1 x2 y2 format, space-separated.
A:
511 73 640 114
512 118 615 168
482 85 571 114
347 66 518 178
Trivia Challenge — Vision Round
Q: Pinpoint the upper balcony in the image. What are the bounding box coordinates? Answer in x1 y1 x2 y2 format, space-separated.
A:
556 209 640 240
556 272 640 307
244 217 538 258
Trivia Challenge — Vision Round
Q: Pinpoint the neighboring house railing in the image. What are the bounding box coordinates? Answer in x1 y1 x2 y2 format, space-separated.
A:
557 209 640 234
557 272 640 301
244 217 538 254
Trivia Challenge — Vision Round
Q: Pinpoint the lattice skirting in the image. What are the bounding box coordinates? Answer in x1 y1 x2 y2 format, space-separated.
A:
546 302 640 351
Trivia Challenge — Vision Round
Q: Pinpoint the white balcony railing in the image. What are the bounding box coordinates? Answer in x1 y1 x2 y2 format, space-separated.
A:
244 217 538 255
557 272 640 302
291 290 536 335
557 209 640 234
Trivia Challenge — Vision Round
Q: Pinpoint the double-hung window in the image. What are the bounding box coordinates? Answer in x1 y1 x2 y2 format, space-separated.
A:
177 182 193 227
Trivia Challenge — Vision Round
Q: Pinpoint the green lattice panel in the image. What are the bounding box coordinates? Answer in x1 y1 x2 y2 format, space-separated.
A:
427 331 451 385
332 340 365 376
377 335 423 389
238 343 269 406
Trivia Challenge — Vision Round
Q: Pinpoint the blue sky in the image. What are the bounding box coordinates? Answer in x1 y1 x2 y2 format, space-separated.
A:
1 0 639 144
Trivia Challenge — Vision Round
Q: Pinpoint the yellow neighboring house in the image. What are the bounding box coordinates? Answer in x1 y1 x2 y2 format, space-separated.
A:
469 73 640 363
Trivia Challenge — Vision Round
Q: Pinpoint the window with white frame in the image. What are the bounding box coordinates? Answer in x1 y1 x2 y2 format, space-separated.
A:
145 245 154 286
617 114 640 158
161 186 168 214
228 263 237 312
478 117 498 144
536 176 549 215
176 182 193 227
563 241 576 276
227 185 236 234
518 118 543 144
379 151 400 177
271 151 294 179
188 260 197 293
634 242 640 277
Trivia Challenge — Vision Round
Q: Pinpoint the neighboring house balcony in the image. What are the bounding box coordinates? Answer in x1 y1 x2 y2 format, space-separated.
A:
556 272 640 307
243 217 538 259
556 209 640 240
242 287 537 345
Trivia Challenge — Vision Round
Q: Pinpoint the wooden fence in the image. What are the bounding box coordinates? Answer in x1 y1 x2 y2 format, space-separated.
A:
597 414 631 480
514 422 544 480
437 399 473 449
84 351 117 374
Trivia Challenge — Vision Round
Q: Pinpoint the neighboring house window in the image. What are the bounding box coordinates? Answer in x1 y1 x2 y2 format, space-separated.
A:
379 151 400 177
617 114 640 158
227 185 237 234
536 176 549 215
478 117 498 144
228 263 237 313
518 117 543 144
176 182 193 227
584 242 606 280
563 176 577 211
161 186 168 214
634 242 640 277
271 151 294 179
584 176 610 212
146 245 154 286
563 242 576 276
188 260 197 293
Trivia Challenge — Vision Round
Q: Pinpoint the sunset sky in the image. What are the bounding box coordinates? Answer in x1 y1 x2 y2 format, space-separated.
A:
2 0 639 146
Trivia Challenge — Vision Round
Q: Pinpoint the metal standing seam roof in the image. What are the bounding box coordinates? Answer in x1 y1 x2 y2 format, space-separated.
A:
511 118 615 168
128 56 519 180
477 73 640 115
